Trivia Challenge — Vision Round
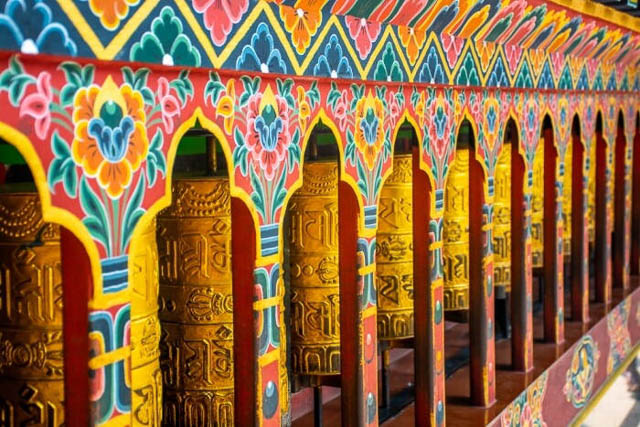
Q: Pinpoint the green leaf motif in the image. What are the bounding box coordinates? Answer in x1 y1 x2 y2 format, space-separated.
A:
204 72 225 105
170 70 193 107
0 56 35 106
271 167 288 220
121 174 146 252
80 177 111 255
233 127 249 175
59 62 94 107
249 167 267 220
307 81 320 109
146 130 166 186
48 132 77 197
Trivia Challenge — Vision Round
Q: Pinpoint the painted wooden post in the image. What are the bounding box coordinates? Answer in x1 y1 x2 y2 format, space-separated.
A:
632 109 640 276
512 92 541 372
574 97 597 322
510 123 529 372
412 87 458 425
60 227 91 427
613 113 629 290
467 90 511 406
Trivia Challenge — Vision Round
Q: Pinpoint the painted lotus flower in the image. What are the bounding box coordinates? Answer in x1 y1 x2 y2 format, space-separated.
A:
398 25 426 66
313 34 354 79
245 87 291 180
280 0 324 54
130 6 201 67
345 16 381 60
85 0 139 31
355 93 385 169
0 0 77 56
19 71 52 139
193 0 249 47
71 77 149 198
156 77 180 133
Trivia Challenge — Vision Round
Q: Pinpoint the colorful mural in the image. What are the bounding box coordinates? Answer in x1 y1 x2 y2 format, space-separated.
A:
0 0 639 426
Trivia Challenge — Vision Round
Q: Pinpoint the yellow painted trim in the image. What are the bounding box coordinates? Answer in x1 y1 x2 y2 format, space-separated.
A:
572 343 640 426
258 348 281 367
100 413 132 427
175 0 221 66
363 305 376 318
103 0 161 59
88 346 131 370
429 241 443 250
0 123 104 300
254 295 281 311
358 264 376 276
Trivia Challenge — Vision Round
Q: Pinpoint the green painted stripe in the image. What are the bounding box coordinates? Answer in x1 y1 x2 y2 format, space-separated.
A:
0 143 26 165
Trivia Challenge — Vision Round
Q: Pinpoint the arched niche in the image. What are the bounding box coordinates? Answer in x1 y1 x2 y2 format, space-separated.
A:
284 119 360 426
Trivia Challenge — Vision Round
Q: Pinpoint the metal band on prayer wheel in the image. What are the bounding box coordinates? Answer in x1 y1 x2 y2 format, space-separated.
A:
587 141 596 245
0 192 64 426
563 139 573 259
376 154 414 340
130 218 162 426
493 143 512 291
289 161 341 375
157 178 234 426
532 140 545 269
443 146 470 311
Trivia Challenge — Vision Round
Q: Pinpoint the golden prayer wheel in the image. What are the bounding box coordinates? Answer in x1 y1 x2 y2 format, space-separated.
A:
493 143 512 292
288 161 341 375
563 139 573 259
0 192 64 426
130 218 162 426
376 154 414 341
587 141 596 245
531 140 545 269
443 145 470 311
157 177 235 426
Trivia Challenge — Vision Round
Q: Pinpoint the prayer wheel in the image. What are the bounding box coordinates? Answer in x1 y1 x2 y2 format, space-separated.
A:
563 139 573 259
130 218 162 425
376 154 414 341
443 145 470 311
0 192 64 426
157 177 234 426
289 161 341 375
493 143 512 292
531 140 545 268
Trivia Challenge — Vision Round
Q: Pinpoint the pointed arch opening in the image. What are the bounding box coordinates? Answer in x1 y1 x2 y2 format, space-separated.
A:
375 119 419 418
285 119 361 426
594 111 610 303
155 124 238 425
0 140 74 425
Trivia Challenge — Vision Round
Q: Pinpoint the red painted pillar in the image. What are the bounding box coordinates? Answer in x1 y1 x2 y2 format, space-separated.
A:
511 140 533 371
595 129 612 304
469 148 495 407
613 123 628 290
543 127 564 343
60 227 90 427
412 147 444 426
632 127 640 275
231 197 257 426
338 181 366 426
571 132 589 322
